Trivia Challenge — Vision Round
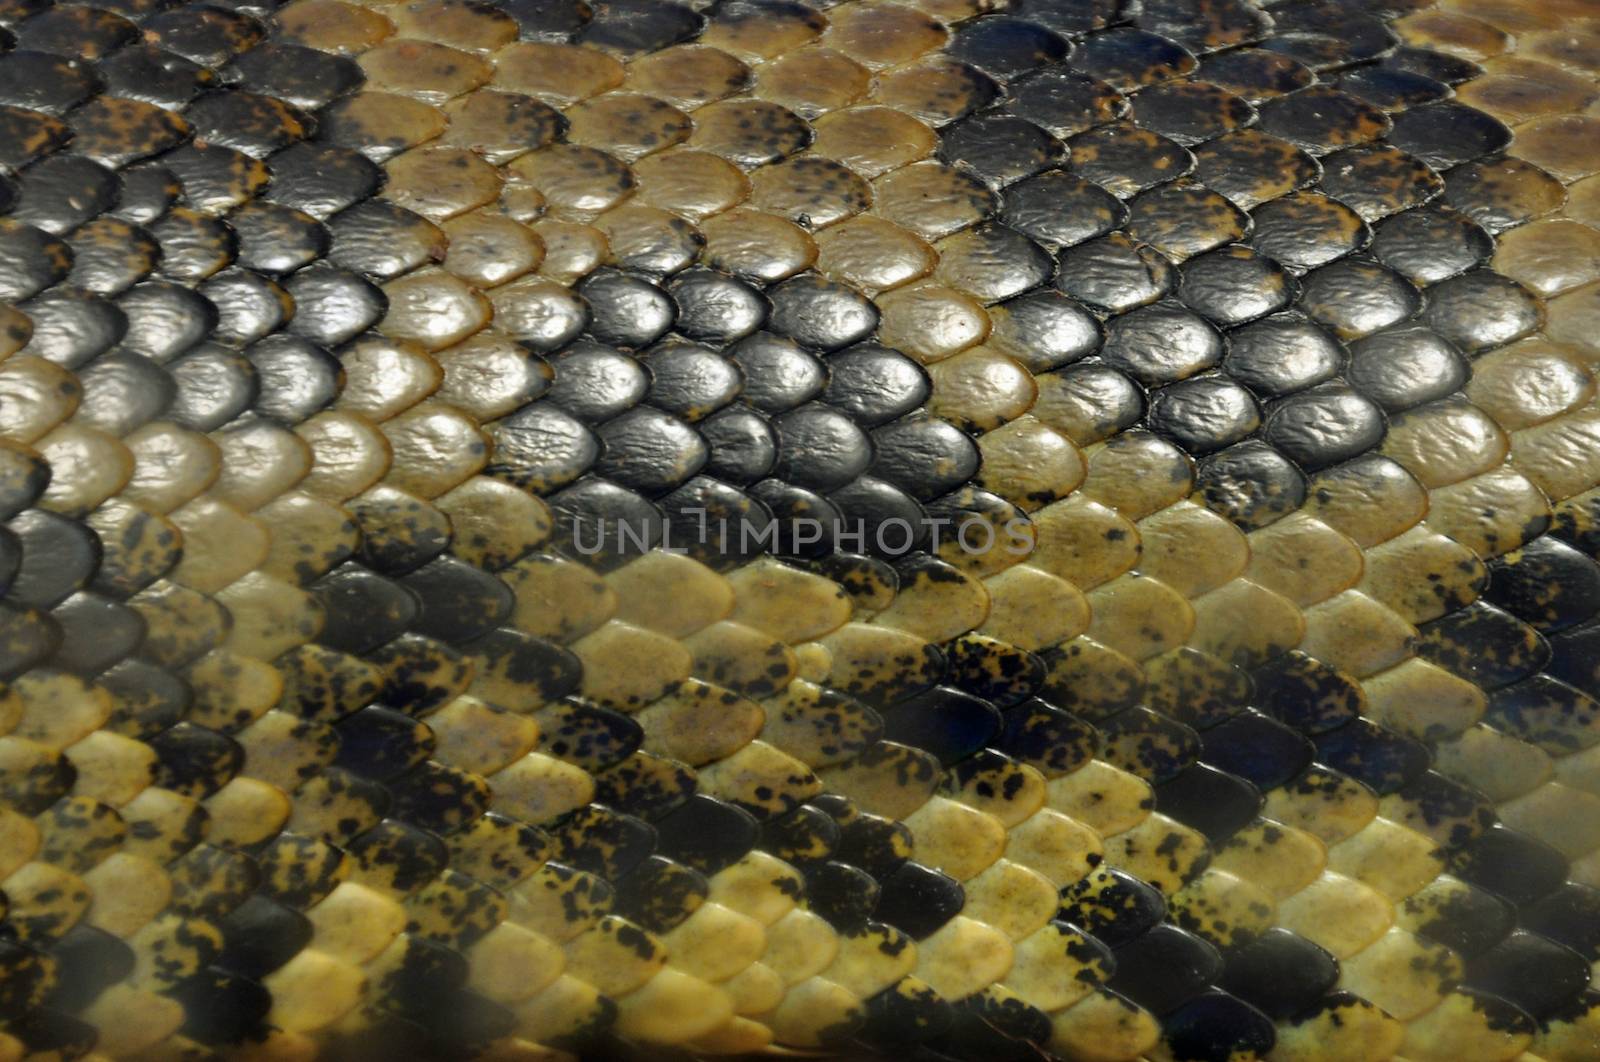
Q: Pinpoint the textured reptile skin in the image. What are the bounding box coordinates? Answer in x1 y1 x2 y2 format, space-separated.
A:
0 0 1599 1059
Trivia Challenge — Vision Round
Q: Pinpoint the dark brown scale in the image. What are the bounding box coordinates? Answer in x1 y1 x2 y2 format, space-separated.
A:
317 91 449 162
0 105 69 169
0 219 73 301
1256 84 1392 154
1070 27 1199 92
162 142 273 214
1139 0 1270 54
1070 121 1196 199
1445 156 1569 235
1319 143 1445 223
1125 181 1247 261
16 5 137 59
1129 79 1254 146
1001 68 1125 138
66 216 161 295
227 201 330 274
67 96 192 169
0 49 102 115
226 41 365 110
1250 191 1370 272
184 90 310 158
10 157 121 235
98 45 217 109
327 200 449 279
142 4 266 68
264 142 383 220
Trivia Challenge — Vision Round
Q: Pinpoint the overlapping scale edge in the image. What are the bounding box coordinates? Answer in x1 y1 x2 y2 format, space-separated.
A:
0 0 1597 1059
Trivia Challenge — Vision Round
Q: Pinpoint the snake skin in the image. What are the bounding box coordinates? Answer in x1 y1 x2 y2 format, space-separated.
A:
0 0 1599 1059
